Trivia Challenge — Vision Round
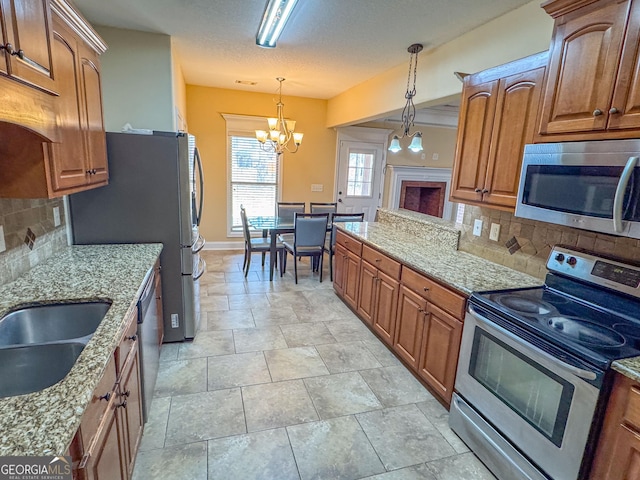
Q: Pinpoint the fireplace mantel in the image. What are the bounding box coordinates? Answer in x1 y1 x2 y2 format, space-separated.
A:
386 166 454 220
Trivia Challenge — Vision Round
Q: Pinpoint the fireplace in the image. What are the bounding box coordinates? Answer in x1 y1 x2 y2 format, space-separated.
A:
386 166 453 220
399 181 446 217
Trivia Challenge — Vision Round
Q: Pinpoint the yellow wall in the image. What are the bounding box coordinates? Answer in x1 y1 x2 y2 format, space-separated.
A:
326 0 553 127
187 86 336 243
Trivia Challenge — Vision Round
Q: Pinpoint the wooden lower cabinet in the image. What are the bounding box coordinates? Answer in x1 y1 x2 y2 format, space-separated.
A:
72 309 143 480
417 304 463 404
394 285 427 370
357 259 400 344
334 244 361 310
590 373 640 479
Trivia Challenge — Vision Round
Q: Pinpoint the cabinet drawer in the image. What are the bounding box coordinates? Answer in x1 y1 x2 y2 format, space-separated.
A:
116 308 138 376
401 267 466 319
362 244 401 280
624 386 640 429
336 230 362 256
79 354 117 447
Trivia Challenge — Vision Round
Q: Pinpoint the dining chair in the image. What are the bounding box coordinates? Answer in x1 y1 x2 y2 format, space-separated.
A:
240 206 285 277
277 202 305 221
282 213 330 284
310 202 338 217
325 212 365 281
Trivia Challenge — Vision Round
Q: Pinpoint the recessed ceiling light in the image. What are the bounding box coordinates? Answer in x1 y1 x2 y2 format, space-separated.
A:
235 80 257 86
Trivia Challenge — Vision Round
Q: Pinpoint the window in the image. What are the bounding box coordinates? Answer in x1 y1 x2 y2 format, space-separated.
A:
223 114 281 236
347 151 375 197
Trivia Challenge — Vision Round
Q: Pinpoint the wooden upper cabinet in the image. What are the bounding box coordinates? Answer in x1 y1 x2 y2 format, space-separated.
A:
0 3 7 76
0 0 56 93
451 52 547 211
538 0 640 140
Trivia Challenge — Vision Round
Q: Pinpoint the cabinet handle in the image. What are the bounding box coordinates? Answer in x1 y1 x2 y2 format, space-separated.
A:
609 107 620 115
482 189 489 194
92 169 97 174
126 334 137 341
98 392 111 402
120 390 131 398
86 170 92 175
593 109 603 116
418 308 425 313
375 258 381 263
2 43 14 55
423 287 429 292
116 399 127 409
474 188 482 193
10 48 25 59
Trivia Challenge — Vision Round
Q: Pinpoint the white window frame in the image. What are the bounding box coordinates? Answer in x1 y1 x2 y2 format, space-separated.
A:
222 114 283 237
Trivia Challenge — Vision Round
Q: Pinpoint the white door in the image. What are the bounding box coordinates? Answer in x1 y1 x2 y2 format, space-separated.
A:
336 141 384 221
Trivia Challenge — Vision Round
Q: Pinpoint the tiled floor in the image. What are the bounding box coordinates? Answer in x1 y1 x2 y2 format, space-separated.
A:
132 250 496 480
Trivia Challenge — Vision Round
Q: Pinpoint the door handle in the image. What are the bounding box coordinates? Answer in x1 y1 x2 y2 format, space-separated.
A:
338 199 343 203
613 156 638 233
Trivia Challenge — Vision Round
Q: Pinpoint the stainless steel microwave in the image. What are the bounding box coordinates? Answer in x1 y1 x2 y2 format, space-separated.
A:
515 140 640 239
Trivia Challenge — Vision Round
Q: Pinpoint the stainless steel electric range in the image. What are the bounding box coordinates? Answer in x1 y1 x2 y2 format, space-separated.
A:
450 246 640 480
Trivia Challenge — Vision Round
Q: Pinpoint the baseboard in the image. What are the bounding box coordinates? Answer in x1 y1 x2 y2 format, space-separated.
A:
204 241 243 251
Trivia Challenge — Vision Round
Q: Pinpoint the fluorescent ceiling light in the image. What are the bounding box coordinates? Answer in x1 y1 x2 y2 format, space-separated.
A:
256 0 298 48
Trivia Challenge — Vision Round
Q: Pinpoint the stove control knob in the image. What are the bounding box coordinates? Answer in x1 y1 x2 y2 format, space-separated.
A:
567 256 578 266
555 253 565 263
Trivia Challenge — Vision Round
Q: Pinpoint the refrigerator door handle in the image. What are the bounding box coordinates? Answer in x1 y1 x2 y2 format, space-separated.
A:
192 234 205 253
194 257 206 280
195 147 204 227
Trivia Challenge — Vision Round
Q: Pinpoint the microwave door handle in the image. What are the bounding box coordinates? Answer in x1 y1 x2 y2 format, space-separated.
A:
613 156 639 233
468 305 598 381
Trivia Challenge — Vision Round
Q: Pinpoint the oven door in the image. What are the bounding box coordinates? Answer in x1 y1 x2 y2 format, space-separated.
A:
452 303 603 480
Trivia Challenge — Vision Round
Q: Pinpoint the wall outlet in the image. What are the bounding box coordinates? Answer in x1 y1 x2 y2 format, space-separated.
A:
311 184 323 192
432 153 439 161
490 223 501 241
171 314 179 328
0 226 5 253
473 219 483 236
53 206 61 227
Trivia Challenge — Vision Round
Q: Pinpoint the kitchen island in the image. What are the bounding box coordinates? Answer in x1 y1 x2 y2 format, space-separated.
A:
0 243 162 456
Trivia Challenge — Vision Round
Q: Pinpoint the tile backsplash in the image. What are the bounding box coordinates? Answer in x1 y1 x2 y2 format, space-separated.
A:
458 205 640 279
0 198 68 286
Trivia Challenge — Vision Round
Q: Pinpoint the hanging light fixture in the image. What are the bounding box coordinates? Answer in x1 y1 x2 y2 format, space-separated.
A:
388 43 424 154
255 77 303 156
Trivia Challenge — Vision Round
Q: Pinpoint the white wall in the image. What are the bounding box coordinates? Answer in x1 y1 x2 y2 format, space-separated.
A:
95 26 175 132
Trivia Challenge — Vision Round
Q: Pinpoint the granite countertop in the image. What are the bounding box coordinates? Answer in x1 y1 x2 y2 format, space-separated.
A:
338 221 542 295
0 243 162 456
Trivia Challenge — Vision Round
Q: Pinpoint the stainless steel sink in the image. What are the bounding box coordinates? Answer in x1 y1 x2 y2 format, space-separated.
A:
0 342 85 398
0 301 111 347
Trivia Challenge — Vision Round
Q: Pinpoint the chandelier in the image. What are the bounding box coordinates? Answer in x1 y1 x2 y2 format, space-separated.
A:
388 43 424 153
255 77 303 156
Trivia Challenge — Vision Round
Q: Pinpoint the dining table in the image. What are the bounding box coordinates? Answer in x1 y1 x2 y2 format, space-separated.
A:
247 215 331 281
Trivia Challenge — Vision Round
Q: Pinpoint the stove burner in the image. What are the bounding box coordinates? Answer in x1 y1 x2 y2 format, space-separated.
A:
496 294 555 315
613 323 640 338
547 317 625 348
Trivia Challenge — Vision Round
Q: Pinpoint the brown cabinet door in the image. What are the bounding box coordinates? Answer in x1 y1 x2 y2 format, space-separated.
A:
357 260 377 326
372 270 399 346
0 3 8 75
450 79 498 204
80 44 108 185
483 65 545 209
539 0 630 135
82 399 126 480
343 250 361 310
608 0 640 131
417 303 462 404
1 0 55 92
118 348 143 478
333 244 347 297
393 285 426 370
49 18 88 191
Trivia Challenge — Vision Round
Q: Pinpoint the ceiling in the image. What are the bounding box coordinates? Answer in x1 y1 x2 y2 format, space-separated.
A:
72 0 533 101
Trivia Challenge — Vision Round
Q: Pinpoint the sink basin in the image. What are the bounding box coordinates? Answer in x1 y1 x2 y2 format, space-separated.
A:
0 342 85 398
0 301 111 347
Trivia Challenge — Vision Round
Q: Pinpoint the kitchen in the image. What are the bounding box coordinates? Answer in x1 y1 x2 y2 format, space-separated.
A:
2 0 640 479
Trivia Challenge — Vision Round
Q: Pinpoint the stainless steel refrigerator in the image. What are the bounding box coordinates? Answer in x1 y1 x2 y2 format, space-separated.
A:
69 131 205 343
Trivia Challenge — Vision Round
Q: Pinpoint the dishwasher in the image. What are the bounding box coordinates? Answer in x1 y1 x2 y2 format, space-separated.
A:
138 267 160 423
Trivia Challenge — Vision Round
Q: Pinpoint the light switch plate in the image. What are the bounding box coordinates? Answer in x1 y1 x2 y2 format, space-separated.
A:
490 223 501 241
53 206 61 227
473 219 483 236
311 184 323 192
432 153 439 160
0 226 5 253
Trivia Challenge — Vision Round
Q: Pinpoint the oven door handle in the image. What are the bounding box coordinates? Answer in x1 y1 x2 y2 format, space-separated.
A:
468 305 598 381
613 156 638 233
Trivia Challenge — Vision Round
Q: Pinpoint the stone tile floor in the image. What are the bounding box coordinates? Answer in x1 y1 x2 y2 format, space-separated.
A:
132 250 496 480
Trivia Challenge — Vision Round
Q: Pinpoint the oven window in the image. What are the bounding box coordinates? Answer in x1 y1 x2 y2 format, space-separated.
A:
522 165 627 218
469 329 574 447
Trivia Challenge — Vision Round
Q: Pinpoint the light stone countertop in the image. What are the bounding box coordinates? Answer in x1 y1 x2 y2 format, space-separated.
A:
338 221 543 295
612 357 640 383
0 243 162 456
